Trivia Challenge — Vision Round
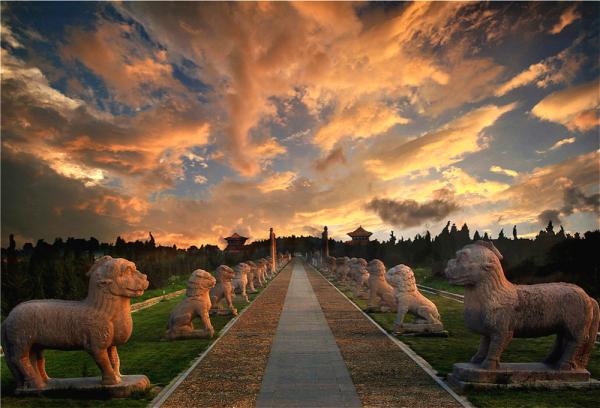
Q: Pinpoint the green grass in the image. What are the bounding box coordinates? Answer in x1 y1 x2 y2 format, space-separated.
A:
131 275 188 304
412 267 464 295
1 287 266 407
332 278 600 408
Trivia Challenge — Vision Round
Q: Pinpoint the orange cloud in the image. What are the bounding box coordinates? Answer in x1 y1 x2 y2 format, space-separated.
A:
549 5 581 35
531 79 600 131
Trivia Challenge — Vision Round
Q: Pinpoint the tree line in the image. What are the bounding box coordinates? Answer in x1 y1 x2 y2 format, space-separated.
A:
2 221 598 317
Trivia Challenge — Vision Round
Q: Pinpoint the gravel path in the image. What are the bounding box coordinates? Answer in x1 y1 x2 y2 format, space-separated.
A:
305 265 462 408
161 263 293 408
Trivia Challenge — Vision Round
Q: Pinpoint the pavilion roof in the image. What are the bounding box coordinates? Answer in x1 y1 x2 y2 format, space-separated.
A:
225 232 248 241
347 226 372 238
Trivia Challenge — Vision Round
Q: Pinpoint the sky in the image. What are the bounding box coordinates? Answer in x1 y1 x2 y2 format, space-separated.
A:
1 1 599 248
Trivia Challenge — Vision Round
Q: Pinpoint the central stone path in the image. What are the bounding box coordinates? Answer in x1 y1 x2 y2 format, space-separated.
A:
256 260 362 408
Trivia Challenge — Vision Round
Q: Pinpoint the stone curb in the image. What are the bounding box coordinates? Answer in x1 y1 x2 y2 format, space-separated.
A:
131 289 186 313
148 261 290 408
308 264 474 408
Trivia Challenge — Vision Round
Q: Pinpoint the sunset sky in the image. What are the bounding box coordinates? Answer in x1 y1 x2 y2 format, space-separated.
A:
1 1 599 248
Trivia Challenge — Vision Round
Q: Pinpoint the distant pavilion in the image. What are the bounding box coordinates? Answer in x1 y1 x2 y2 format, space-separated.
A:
224 232 248 252
346 226 372 245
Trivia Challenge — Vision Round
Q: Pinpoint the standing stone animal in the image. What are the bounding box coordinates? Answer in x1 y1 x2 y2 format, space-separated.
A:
386 264 442 332
167 270 216 340
232 262 250 302
367 259 396 312
1 256 149 391
350 258 369 299
245 261 257 293
210 265 237 316
445 240 600 370
336 257 351 281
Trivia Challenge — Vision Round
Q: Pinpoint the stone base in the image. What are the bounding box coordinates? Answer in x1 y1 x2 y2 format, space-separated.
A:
393 322 445 335
448 362 600 390
16 375 150 398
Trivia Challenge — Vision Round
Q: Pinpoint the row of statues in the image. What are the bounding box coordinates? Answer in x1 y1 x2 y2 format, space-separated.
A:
311 240 599 381
311 254 444 334
1 251 292 393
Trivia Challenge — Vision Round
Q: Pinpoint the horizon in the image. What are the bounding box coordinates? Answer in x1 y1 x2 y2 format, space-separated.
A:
2 2 599 249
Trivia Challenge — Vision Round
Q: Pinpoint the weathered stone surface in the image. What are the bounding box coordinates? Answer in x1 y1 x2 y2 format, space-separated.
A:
246 260 259 293
210 265 238 316
350 258 369 300
366 259 396 312
1 256 149 392
335 257 351 282
16 375 151 398
166 270 216 340
445 240 600 371
448 363 600 390
386 264 444 333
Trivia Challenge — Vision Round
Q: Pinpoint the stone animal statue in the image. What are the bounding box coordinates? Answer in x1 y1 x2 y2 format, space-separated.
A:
386 264 442 330
265 256 274 278
1 256 149 390
350 258 369 299
326 256 337 275
210 265 238 316
167 269 216 340
445 240 600 370
232 262 250 303
335 257 351 281
245 261 258 293
367 259 396 312
257 259 268 283
247 260 263 289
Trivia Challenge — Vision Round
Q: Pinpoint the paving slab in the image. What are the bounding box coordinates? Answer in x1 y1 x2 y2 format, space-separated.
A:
256 261 361 408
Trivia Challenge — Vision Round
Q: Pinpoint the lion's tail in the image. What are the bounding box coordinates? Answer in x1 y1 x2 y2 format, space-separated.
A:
579 297 599 368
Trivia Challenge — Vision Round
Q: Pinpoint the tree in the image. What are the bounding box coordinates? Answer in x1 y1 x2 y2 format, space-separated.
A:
546 220 555 235
512 225 518 240
498 229 505 240
473 230 481 240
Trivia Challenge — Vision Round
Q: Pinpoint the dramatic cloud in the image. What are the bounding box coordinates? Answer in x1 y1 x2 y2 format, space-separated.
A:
366 189 460 228
314 147 347 172
531 79 600 131
490 166 519 178
549 4 581 34
364 103 516 180
535 137 576 154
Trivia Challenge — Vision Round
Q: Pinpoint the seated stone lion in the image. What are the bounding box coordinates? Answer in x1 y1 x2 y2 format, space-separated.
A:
232 262 250 303
1 256 149 391
326 256 337 275
350 258 369 299
167 269 216 340
210 265 237 316
367 259 396 312
386 264 442 331
445 240 600 370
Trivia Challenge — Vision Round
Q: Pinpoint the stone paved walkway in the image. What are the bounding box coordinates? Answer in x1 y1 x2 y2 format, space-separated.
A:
256 260 362 408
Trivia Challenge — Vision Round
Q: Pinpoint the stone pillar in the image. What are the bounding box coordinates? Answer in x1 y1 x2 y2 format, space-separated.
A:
270 227 276 272
321 226 329 260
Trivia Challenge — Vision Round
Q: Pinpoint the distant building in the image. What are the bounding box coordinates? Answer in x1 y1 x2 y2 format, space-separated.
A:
224 232 248 252
346 226 372 245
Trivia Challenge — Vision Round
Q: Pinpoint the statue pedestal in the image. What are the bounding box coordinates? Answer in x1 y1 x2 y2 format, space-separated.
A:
448 363 600 390
16 375 150 398
393 322 447 336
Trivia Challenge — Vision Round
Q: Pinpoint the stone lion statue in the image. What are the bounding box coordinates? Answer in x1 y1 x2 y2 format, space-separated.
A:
386 264 442 332
1 256 149 391
335 257 350 281
210 265 237 316
167 269 216 340
367 259 396 312
232 262 250 303
350 258 369 299
445 240 600 370
326 256 337 275
257 258 268 283
247 261 258 293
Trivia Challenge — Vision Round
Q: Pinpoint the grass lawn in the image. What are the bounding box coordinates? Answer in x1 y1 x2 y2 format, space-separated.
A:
131 274 188 304
1 287 266 407
331 276 600 408
412 266 464 295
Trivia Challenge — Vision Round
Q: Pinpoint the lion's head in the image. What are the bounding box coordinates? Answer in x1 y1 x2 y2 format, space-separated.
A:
444 241 504 286
215 265 235 282
385 264 417 292
367 259 386 278
187 269 216 297
351 258 368 275
87 256 149 299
